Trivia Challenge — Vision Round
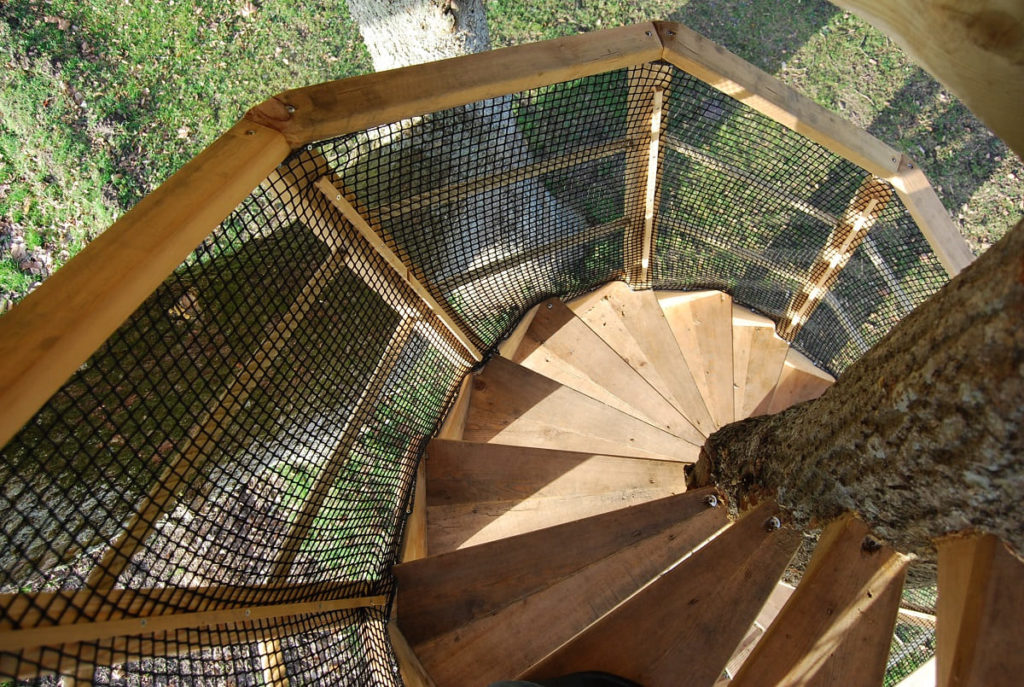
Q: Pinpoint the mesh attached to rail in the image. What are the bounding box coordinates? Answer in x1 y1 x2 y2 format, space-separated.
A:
1 60 947 683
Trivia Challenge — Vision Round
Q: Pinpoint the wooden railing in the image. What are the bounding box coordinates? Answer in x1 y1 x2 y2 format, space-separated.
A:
0 20 974 684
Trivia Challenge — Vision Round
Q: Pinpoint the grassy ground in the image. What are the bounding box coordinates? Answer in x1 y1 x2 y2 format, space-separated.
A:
1 0 1020 310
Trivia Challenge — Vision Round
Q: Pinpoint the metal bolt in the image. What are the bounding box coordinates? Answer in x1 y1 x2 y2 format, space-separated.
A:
336 194 342 201
645 31 652 37
286 104 296 114
245 608 252 617
891 157 898 164
765 516 781 532
667 30 676 36
705 494 719 508
546 302 554 309
862 536 883 553
907 163 915 169
140 618 148 628
245 129 255 136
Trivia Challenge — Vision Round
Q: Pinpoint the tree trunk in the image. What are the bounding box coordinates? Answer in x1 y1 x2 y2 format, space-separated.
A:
694 217 1024 568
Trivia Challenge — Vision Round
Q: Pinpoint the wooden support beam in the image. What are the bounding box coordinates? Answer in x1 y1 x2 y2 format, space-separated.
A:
373 139 629 223
889 155 975 276
829 1 1024 162
246 24 663 148
624 65 672 287
0 120 289 450
0 580 367 633
85 246 353 591
778 176 893 341
731 514 910 687
317 178 482 361
0 595 386 653
399 464 429 563
656 21 902 179
388 622 437 687
266 318 419 581
258 638 289 686
936 533 1024 687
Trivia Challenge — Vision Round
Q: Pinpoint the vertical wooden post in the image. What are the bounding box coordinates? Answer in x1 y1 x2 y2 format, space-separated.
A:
777 176 893 341
259 638 289 686
937 533 1024 687
624 64 673 288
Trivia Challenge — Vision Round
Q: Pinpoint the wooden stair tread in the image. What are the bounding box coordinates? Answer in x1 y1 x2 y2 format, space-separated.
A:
398 490 728 686
767 348 836 414
731 304 791 420
657 290 736 427
731 514 909 687
424 439 687 553
568 282 715 435
723 582 795 679
463 356 699 462
497 302 541 359
522 501 801 687
512 298 704 444
937 533 1024 687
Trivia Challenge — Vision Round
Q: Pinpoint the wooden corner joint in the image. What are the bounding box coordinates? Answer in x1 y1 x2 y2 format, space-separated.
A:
244 95 302 149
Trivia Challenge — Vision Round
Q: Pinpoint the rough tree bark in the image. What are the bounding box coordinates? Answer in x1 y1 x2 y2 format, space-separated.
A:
694 218 1024 568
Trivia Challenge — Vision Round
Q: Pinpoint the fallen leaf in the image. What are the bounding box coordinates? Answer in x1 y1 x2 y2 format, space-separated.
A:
177 125 191 139
238 1 257 18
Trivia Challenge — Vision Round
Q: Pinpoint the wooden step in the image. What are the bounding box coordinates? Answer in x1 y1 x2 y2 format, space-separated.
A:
936 533 1024 687
657 290 735 428
730 514 909 687
463 356 700 462
767 347 836 414
522 501 801 686
497 302 541 359
568 282 715 435
395 489 728 686
731 305 790 420
424 439 688 553
722 582 795 680
512 297 703 444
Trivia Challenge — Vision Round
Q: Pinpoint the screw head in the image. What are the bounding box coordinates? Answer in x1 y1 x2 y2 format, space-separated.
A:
765 516 781 532
245 129 255 136
286 104 296 114
546 302 554 309
705 494 719 508
862 536 883 553
645 31 652 37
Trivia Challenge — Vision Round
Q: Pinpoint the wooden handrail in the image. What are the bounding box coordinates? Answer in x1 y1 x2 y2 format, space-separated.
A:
245 24 663 148
0 121 290 450
655 20 973 277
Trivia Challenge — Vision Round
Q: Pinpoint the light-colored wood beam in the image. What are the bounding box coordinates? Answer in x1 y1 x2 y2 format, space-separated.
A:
245 24 663 148
778 176 893 340
317 178 482 361
0 121 289 450
0 594 385 653
937 532 1024 687
830 1 1024 161
656 21 902 180
258 638 289 686
388 622 437 687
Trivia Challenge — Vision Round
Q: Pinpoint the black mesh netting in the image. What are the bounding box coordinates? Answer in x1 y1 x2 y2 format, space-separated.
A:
1 61 947 683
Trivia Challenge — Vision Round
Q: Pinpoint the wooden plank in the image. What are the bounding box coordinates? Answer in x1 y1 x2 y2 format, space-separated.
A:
657 290 736 427
731 514 910 687
890 155 974 276
396 488 722 649
523 501 801 686
571 281 716 435
731 305 791 419
497 303 541 359
896 657 936 687
0 595 386 652
655 21 902 180
388 622 437 687
0 120 289 450
723 582 796 678
937 533 1024 687
266 318 418 581
399 464 429 563
512 297 703 443
316 177 482 361
402 493 729 686
463 356 700 462
424 439 688 552
2 610 357 680
830 1 1024 161
624 65 673 286
246 23 663 148
436 374 473 441
373 139 629 223
778 176 894 341
767 347 835 414
0 579 367 633
86 246 353 591
258 638 289 686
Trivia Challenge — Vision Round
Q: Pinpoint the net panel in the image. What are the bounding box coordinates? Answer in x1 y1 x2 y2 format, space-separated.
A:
0 60 949 683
